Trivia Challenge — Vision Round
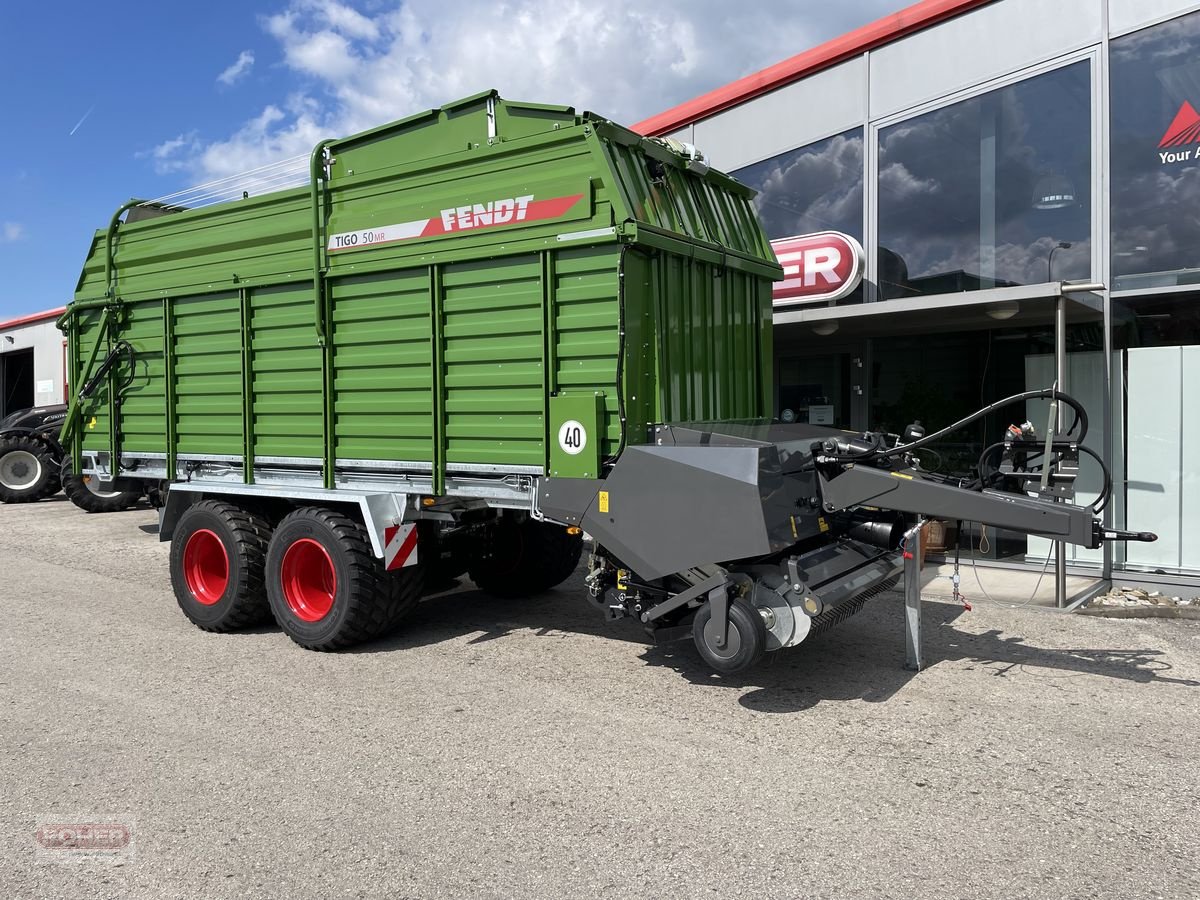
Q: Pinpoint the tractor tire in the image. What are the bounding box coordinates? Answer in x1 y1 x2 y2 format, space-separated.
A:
0 436 61 503
61 458 141 513
468 518 583 599
169 499 273 632
692 596 767 675
266 507 422 651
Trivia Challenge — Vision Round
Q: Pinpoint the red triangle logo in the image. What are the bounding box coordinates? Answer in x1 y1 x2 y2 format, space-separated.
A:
1159 101 1200 148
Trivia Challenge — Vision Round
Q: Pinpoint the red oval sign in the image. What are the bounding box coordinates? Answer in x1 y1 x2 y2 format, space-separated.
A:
771 231 865 306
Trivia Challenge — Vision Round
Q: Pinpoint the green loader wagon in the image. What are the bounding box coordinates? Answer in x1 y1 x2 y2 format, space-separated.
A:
61 91 1149 672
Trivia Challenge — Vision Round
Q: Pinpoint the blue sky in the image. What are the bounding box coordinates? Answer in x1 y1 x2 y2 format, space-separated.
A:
0 0 899 321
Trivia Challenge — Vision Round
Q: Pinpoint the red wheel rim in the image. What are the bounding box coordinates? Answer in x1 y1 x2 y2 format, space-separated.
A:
280 538 337 622
183 529 229 605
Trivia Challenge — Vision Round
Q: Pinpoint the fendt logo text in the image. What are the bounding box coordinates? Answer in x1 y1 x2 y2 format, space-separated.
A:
327 193 584 253
1158 101 1200 164
439 195 534 231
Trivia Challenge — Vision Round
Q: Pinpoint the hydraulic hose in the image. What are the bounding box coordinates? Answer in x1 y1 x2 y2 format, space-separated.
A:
1078 444 1113 514
975 437 1113 514
833 389 1088 463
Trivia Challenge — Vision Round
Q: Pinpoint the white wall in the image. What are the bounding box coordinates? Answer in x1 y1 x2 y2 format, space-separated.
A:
1109 0 1200 35
692 57 867 172
0 317 66 407
869 0 1102 120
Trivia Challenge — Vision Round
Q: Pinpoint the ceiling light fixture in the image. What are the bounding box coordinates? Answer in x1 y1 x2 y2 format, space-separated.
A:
1033 174 1076 210
986 301 1020 321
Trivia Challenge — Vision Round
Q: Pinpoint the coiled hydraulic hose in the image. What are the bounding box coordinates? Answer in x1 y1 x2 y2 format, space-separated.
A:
975 439 1113 514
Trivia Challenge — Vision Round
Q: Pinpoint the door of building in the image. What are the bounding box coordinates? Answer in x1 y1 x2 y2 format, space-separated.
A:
1 347 34 418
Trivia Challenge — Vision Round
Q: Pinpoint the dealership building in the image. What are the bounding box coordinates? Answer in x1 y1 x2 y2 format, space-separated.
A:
636 0 1200 587
0 308 66 420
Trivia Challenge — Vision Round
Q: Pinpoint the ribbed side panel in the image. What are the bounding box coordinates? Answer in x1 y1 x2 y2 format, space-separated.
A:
442 256 545 466
605 141 772 261
554 246 621 458
173 293 243 457
250 284 322 459
331 269 434 462
118 300 166 452
652 254 767 425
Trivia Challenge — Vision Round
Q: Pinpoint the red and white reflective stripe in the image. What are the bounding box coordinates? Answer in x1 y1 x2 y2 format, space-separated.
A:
384 523 419 571
327 193 584 253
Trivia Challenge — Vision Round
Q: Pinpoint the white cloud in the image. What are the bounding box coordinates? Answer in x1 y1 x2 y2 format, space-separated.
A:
314 0 380 41
139 132 203 174
157 0 900 183
218 50 256 86
1 222 25 242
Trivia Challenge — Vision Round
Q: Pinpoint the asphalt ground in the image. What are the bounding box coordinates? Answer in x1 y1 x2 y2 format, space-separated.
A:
2 496 1199 900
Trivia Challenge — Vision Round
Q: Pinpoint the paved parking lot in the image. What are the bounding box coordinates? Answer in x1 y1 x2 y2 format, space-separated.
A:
2 497 1199 899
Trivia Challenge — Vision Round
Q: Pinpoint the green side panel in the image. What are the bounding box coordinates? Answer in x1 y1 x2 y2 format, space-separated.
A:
118 300 167 452
640 251 772 427
330 92 581 183
173 292 243 457
553 246 621 458
330 269 434 463
75 190 314 304
76 309 111 453
442 255 545 467
250 284 323 459
322 132 602 278
67 91 781 478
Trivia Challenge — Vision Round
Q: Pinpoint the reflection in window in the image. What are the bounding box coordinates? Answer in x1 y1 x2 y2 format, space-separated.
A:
733 130 863 239
877 61 1092 299
1111 12 1200 291
733 129 863 301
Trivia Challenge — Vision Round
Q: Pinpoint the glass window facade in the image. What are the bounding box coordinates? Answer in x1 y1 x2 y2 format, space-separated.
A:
685 3 1200 581
1111 11 1200 291
877 61 1092 299
732 129 863 242
733 129 864 303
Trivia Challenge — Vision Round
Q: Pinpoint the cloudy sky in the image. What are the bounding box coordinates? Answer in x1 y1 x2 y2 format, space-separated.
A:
0 0 903 318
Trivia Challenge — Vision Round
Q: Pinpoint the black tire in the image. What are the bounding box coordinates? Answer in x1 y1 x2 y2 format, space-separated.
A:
61 458 141 513
468 518 583 599
266 507 421 651
0 436 61 503
692 596 767 675
169 499 272 632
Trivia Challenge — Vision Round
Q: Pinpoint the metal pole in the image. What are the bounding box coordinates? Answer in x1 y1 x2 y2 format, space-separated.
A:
904 520 924 671
1055 291 1068 608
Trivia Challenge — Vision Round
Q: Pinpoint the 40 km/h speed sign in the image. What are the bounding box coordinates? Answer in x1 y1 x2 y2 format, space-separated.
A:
549 392 604 479
558 419 587 455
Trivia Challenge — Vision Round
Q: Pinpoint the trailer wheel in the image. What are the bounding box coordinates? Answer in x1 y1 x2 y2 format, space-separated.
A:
170 500 272 632
0 436 61 503
61 458 141 513
692 596 767 675
266 507 420 651
468 518 582 599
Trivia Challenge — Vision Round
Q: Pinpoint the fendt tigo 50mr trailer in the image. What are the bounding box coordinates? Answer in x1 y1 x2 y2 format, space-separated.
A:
59 92 1153 673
